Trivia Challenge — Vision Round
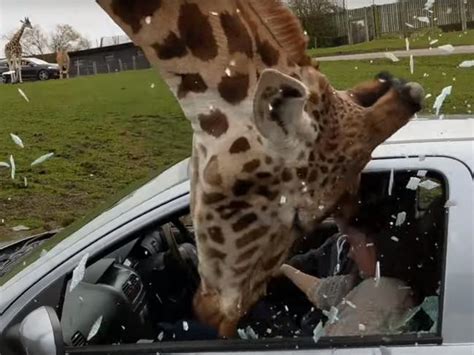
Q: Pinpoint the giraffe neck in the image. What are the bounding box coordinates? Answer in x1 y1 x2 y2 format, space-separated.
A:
11 24 27 44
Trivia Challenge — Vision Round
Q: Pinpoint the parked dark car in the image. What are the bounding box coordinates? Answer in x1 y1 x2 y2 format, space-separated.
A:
0 57 60 83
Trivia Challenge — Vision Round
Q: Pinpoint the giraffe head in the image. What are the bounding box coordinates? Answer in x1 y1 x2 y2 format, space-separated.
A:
97 0 423 336
20 17 33 29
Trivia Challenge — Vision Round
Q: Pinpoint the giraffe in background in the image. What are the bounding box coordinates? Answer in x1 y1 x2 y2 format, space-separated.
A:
56 49 70 79
4 18 33 84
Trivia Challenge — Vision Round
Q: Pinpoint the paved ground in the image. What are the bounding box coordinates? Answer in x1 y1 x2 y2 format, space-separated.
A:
316 45 474 61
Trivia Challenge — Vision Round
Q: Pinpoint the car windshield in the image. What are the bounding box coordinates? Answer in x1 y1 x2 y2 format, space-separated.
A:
26 58 49 65
0 157 190 285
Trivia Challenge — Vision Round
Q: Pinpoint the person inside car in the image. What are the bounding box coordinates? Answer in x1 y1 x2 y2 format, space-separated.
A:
280 194 436 336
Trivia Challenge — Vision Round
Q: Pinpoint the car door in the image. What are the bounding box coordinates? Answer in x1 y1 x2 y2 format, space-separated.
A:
62 156 472 355
1 156 472 355
21 60 36 79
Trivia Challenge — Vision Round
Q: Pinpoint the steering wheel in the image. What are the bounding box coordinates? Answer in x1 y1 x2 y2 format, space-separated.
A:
161 223 200 289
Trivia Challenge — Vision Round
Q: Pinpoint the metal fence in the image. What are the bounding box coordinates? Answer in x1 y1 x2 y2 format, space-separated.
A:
331 0 474 43
70 56 150 77
67 43 151 78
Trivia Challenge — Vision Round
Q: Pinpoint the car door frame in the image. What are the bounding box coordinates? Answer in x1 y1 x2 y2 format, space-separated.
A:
2 156 473 355
67 156 473 354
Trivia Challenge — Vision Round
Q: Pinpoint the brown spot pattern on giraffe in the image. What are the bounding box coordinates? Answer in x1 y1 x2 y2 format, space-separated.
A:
198 109 229 138
220 12 253 57
296 167 308 179
235 226 270 248
256 186 278 201
256 172 272 179
242 159 260 173
207 247 226 260
153 32 187 60
177 73 208 98
197 231 208 242
208 226 225 244
217 200 252 220
218 74 249 105
178 3 218 61
229 137 251 154
281 168 292 182
232 263 253 275
202 192 226 204
232 179 254 196
203 155 223 186
256 37 279 66
235 245 260 264
214 262 223 278
232 213 258 232
111 0 162 34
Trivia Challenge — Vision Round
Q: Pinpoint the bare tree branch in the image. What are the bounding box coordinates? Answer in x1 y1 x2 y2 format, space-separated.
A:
3 24 91 56
21 25 49 56
48 24 91 52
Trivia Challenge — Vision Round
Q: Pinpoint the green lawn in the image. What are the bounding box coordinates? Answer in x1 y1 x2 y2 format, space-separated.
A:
308 29 474 57
321 54 473 115
0 54 472 241
0 70 191 241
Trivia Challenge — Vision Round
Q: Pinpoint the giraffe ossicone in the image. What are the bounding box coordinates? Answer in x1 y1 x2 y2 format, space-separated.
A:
97 0 424 337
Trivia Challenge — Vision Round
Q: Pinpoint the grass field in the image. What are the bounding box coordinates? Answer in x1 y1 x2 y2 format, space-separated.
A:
321 54 473 115
308 29 474 57
0 54 472 241
0 70 191 241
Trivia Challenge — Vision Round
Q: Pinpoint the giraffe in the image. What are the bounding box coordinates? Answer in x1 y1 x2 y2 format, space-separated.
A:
4 17 33 84
97 0 424 337
56 49 70 79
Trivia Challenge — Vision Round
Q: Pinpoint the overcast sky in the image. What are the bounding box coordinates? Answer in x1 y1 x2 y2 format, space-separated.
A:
0 0 395 57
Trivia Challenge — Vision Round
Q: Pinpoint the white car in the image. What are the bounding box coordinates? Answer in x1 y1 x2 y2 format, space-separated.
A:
0 119 472 355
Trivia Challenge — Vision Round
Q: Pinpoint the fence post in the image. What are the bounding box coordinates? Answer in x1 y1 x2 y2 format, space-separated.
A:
106 63 110 73
93 61 98 75
132 56 137 70
372 4 379 39
76 61 80 77
118 58 123 71
459 0 468 31
364 7 370 42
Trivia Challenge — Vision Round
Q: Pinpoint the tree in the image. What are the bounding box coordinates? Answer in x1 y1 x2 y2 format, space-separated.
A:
20 25 49 56
48 24 91 52
288 0 340 48
2 24 91 55
2 25 49 56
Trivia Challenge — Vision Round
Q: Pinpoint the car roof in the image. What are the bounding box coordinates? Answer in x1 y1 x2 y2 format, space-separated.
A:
376 118 474 172
386 118 473 144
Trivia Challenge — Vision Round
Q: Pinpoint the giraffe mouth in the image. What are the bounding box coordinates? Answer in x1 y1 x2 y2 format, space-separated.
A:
293 206 331 237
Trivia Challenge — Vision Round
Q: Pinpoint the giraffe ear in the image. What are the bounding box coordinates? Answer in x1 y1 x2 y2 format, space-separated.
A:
253 69 317 151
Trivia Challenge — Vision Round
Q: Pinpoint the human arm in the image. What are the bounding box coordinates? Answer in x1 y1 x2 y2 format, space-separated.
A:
281 264 356 310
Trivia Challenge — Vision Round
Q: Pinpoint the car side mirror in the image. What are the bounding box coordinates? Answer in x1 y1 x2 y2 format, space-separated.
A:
18 306 65 355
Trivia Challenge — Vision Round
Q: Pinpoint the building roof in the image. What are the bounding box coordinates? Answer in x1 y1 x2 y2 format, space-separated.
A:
69 42 137 57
